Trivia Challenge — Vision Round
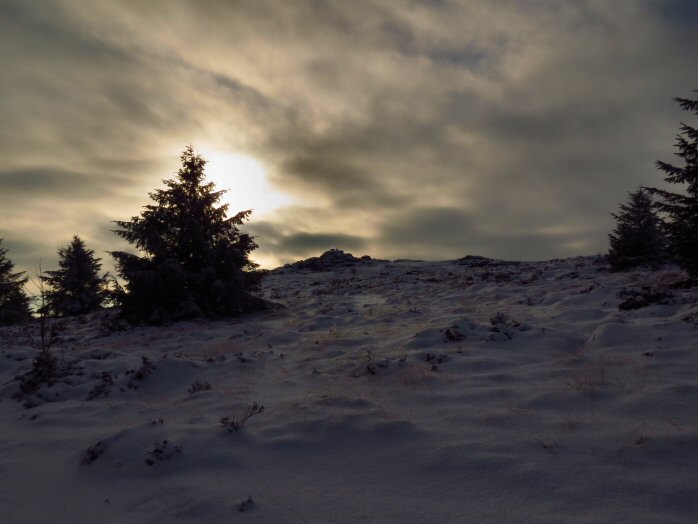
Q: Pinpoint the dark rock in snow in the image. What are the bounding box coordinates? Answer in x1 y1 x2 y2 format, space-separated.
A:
283 249 374 272
456 255 523 268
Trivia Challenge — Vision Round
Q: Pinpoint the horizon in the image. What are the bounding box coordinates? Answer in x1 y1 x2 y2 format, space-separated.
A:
2 1 697 277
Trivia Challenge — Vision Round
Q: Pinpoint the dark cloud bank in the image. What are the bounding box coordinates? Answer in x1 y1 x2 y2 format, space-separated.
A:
1 0 697 273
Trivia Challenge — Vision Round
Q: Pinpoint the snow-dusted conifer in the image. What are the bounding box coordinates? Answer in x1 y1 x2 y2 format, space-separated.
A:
607 188 666 270
43 235 105 316
111 146 265 323
0 239 31 325
650 93 698 276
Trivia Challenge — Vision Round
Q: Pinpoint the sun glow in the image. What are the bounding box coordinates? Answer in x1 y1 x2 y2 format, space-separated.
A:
199 149 293 218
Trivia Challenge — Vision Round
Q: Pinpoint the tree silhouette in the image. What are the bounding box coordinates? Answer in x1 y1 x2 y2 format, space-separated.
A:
111 146 265 323
43 235 106 316
650 93 698 276
608 188 666 270
0 239 31 325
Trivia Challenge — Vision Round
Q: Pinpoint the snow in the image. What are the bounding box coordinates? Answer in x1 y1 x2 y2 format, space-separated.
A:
2 255 698 523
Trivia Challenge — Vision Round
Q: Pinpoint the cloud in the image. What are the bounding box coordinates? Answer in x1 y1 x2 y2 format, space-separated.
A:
649 0 698 29
0 237 47 278
0 167 126 198
246 220 368 263
375 205 594 261
1 0 697 274
379 207 474 251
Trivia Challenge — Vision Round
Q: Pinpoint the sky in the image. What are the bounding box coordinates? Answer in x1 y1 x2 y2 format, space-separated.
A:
1 0 698 275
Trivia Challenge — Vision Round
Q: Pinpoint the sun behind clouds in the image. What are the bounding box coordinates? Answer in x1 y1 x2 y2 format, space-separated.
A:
197 147 294 219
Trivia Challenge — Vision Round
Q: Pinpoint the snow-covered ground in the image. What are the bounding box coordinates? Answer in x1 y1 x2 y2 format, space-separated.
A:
2 254 698 523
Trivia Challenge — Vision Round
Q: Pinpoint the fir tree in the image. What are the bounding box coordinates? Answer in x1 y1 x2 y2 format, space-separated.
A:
43 235 105 316
650 92 698 276
607 188 666 270
111 146 266 323
0 239 32 325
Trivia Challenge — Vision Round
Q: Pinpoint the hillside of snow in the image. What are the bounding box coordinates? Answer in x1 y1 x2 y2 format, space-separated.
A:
2 254 698 523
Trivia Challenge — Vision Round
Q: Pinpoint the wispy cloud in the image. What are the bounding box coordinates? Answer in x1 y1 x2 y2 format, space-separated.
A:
1 0 696 273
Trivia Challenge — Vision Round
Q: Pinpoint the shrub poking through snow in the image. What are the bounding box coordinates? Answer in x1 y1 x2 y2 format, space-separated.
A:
16 349 59 395
187 380 211 394
424 352 449 364
220 402 265 432
487 312 530 341
489 312 517 340
81 440 107 465
238 497 255 512
424 352 449 371
364 349 376 376
489 311 516 326
144 440 182 465
618 287 674 310
351 349 392 377
86 371 114 400
127 357 155 389
444 327 464 342
533 437 558 453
